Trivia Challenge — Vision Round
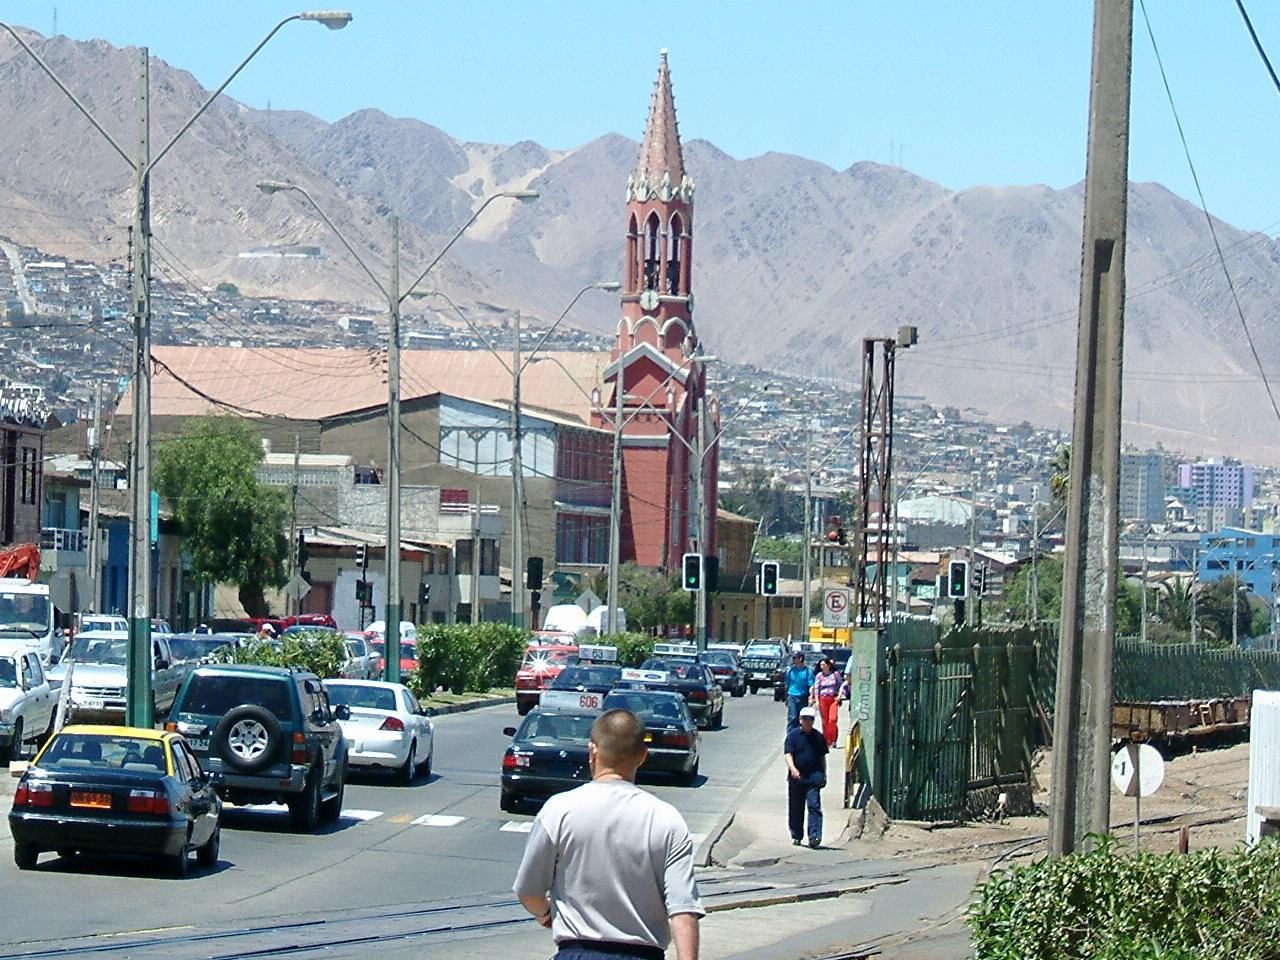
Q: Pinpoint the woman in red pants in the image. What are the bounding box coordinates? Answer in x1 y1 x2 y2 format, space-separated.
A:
811 657 845 748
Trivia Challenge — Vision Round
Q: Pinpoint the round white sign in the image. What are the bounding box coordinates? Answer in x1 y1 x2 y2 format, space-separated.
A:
1110 743 1164 798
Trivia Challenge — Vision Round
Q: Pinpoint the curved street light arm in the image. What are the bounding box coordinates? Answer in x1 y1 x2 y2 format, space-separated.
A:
701 382 778 465
269 183 389 300
0 21 132 168
422 289 513 375
400 193 516 305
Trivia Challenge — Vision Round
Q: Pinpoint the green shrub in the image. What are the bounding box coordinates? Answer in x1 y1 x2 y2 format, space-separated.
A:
967 836 1280 959
614 632 657 666
223 629 348 679
411 623 529 697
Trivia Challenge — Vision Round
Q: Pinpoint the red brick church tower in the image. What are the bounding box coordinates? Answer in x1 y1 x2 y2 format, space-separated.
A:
595 50 717 572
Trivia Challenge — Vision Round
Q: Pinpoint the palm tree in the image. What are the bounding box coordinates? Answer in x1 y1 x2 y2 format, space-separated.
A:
1157 577 1197 632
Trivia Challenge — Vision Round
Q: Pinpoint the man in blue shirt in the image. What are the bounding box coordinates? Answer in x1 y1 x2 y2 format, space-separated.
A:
784 706 828 847
784 652 814 731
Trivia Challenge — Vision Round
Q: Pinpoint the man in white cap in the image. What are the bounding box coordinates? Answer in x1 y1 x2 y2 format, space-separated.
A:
783 705 828 848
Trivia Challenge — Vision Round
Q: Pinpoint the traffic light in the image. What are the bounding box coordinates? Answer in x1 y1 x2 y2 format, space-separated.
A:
296 531 308 570
837 526 848 546
355 580 367 603
418 582 430 606
704 556 720 592
355 543 367 568
948 561 969 599
977 563 989 596
682 552 702 591
526 556 544 591
760 561 779 597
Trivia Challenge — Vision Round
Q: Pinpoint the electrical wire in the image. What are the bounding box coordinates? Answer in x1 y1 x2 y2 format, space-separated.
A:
1235 0 1280 97
1138 0 1280 429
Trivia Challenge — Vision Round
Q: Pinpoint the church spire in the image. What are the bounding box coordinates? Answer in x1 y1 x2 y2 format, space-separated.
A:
628 50 694 203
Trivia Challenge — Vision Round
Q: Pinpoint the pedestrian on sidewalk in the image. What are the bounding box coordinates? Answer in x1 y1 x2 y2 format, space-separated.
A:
513 708 705 960
784 652 815 731
784 706 828 848
811 657 844 748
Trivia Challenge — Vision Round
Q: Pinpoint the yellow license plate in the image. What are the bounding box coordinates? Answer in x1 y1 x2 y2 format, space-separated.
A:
70 791 112 810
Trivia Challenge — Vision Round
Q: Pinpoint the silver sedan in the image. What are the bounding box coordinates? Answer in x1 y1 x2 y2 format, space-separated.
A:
323 679 434 785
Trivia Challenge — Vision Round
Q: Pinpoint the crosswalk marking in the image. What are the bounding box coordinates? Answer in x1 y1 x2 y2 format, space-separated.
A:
387 813 414 824
412 814 466 827
690 833 707 846
500 820 533 833
341 809 384 822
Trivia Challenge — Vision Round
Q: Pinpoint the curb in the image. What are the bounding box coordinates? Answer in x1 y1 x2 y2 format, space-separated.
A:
697 744 784 867
426 696 516 717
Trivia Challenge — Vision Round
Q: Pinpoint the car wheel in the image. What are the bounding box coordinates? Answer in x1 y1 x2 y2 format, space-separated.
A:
288 766 322 833
774 688 785 703
680 759 700 786
196 826 220 869
2 718 25 763
499 790 519 813
56 848 77 861
748 683 759 696
732 685 746 698
398 740 418 786
417 740 432 777
169 844 190 878
713 708 724 729
517 700 532 716
321 760 346 823
13 843 38 870
213 705 284 775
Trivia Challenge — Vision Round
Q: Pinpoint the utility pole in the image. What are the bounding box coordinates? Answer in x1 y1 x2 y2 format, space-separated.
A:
1030 485 1040 623
967 469 978 626
288 433 300 617
694 393 708 649
470 488 481 625
126 48 153 730
1191 547 1199 644
1233 574 1240 648
86 382 102 614
802 423 812 631
1140 534 1149 643
606 375 625 635
384 216 402 681
510 313 525 629
1049 0 1133 859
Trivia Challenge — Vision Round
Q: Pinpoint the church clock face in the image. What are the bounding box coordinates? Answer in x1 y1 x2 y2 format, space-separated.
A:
639 289 660 312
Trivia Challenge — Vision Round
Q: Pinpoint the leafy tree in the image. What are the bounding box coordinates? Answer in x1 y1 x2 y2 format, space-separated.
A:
756 535 802 565
592 563 696 631
1049 446 1070 502
1003 553 1143 634
214 281 241 299
224 630 347 678
154 416 289 618
719 465 803 534
1193 575 1256 645
1157 577 1198 632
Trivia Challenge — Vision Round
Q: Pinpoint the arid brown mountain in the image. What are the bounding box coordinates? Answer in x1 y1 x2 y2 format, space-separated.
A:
4 27 1280 460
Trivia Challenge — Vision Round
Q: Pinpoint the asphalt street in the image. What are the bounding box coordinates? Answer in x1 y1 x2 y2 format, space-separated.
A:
0 690 786 953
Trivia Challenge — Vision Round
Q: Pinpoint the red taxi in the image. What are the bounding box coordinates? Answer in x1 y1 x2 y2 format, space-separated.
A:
515 644 578 715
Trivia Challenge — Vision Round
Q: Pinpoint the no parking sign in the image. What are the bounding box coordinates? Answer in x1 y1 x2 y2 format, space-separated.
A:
822 589 850 628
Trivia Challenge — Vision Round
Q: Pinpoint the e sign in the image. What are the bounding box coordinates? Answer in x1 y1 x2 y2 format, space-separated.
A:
822 589 850 628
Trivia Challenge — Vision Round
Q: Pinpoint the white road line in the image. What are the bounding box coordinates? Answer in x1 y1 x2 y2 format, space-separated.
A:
412 814 466 827
690 833 707 846
341 809 384 822
500 820 534 833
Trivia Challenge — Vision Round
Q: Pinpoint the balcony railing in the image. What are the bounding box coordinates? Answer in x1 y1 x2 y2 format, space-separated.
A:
40 527 85 552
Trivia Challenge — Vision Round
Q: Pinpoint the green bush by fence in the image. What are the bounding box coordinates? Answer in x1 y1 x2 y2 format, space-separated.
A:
615 632 657 666
967 837 1280 959
410 622 529 698
223 630 349 679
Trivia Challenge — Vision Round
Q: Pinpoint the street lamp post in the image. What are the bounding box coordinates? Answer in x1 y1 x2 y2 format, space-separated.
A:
257 180 538 675
0 12 350 727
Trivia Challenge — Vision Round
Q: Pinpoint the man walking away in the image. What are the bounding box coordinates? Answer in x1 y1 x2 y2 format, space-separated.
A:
784 652 814 730
514 709 705 960
784 705 828 848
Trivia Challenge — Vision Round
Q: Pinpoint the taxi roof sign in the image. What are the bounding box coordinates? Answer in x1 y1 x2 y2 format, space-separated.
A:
621 668 671 685
653 642 698 658
577 643 619 663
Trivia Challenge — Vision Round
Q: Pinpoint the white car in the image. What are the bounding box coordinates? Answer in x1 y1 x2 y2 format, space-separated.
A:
323 679 433 785
707 642 746 657
342 633 381 680
79 614 128 634
365 620 416 642
0 646 55 763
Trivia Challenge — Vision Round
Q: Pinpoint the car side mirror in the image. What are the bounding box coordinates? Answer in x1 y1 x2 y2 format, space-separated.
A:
156 658 170 670
503 726 517 737
334 704 351 721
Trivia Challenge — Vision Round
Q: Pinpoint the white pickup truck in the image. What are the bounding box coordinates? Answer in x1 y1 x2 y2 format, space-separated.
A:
0 645 55 762
46 632 187 722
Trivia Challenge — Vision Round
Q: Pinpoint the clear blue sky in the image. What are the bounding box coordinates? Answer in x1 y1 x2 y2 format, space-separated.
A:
7 1 1280 232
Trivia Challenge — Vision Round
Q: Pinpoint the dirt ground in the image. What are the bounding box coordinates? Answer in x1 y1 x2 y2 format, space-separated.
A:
850 737 1253 867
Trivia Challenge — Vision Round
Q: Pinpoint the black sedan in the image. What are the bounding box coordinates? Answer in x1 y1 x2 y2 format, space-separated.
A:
701 650 747 698
9 725 221 876
537 665 623 712
640 658 724 729
500 709 596 812
603 688 700 784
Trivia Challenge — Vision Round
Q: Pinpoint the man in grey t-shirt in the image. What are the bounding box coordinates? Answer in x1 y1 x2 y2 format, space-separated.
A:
513 709 704 960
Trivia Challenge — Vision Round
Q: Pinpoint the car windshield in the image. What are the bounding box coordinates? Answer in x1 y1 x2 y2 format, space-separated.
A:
703 652 737 667
603 692 687 723
745 644 781 658
68 636 129 665
326 683 397 712
518 712 595 744
167 637 231 661
0 657 17 688
521 650 574 669
39 734 167 774
0 592 51 636
552 666 621 689
80 619 120 632
372 640 417 662
643 659 703 680
179 674 293 722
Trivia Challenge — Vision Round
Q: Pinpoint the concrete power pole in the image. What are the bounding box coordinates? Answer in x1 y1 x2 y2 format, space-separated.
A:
802 424 812 630
1030 485 1040 623
288 433 300 617
694 395 708 650
385 216 402 680
606 377 625 635
1049 0 1134 859
967 469 978 626
510 313 525 629
86 382 102 614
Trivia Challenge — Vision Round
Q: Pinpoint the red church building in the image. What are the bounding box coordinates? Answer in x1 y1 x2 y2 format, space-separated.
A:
594 51 718 573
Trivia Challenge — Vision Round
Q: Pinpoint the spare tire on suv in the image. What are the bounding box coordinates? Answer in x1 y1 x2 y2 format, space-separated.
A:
213 704 285 774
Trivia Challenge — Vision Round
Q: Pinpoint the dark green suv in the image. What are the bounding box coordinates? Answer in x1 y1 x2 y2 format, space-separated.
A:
167 665 349 832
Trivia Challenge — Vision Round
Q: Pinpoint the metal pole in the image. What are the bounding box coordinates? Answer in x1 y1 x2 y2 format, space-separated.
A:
288 433 299 617
87 382 102 614
606 377 624 635
1233 573 1240 648
385 216 402 681
510 313 525 628
802 424 812 630
967 469 978 626
1030 485 1040 623
125 48 153 730
1049 0 1133 858
1191 547 1198 644
694 393 707 650
1140 534 1148 643
470 495 481 625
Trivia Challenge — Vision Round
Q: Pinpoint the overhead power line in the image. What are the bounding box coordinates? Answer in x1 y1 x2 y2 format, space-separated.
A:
1138 0 1280 429
1235 0 1280 98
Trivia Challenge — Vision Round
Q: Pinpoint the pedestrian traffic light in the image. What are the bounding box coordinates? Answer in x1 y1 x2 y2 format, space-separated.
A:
526 556 544 591
682 553 702 591
977 563 989 596
760 561 779 596
704 556 719 592
948 560 969 599
418 582 430 606
355 580 367 603
296 531 308 570
355 543 367 567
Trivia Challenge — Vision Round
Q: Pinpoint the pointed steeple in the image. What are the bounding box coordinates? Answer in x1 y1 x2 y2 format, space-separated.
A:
629 50 693 202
